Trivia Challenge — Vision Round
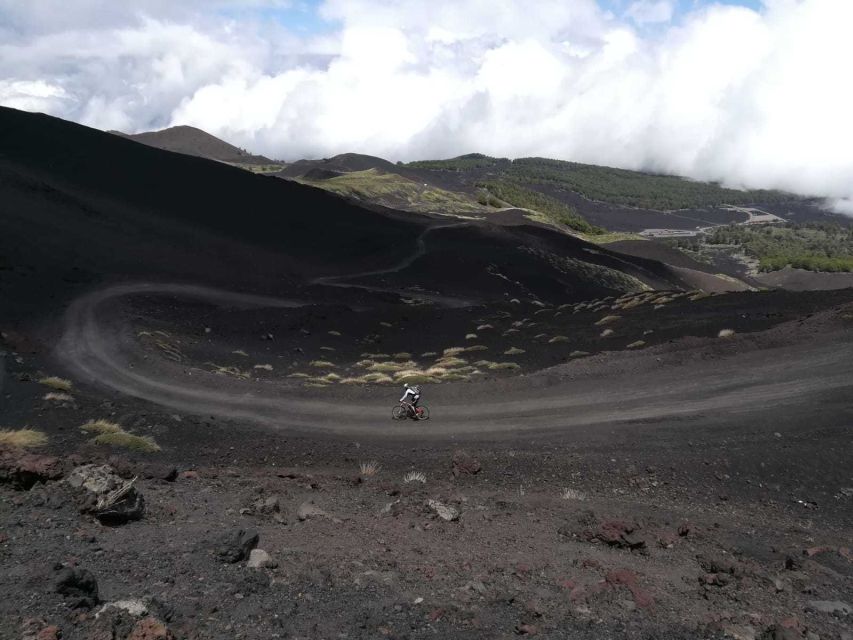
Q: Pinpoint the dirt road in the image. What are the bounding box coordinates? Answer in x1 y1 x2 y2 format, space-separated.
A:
55 282 853 438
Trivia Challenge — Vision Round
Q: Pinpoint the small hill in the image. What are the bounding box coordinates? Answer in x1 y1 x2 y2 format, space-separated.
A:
114 125 275 165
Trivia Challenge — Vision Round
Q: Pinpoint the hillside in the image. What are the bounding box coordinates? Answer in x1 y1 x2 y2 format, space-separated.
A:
114 125 276 166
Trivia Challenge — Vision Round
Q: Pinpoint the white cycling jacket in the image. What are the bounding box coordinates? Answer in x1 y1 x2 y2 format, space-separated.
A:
400 387 420 403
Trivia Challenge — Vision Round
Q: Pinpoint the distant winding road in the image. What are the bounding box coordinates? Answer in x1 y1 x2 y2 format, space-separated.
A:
55 281 853 437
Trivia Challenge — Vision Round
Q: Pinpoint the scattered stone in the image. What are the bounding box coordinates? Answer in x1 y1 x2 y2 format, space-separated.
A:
763 625 801 640
97 599 149 618
179 470 198 480
127 617 173 640
142 464 177 482
720 623 756 640
297 501 330 521
451 451 481 477
0 450 64 489
605 569 654 609
697 554 744 576
215 528 259 563
426 499 459 522
54 567 99 609
588 520 647 552
516 623 538 635
806 600 850 615
247 549 276 569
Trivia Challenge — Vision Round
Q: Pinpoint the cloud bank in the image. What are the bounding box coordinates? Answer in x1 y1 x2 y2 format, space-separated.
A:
1 0 852 211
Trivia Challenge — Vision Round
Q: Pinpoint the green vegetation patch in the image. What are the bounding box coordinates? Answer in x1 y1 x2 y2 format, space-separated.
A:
706 223 853 273
92 431 161 453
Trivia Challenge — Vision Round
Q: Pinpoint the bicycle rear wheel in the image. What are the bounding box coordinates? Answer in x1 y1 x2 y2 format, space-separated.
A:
392 405 407 420
416 405 430 420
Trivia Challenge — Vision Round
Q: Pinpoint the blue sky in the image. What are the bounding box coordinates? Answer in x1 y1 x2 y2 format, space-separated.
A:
220 0 766 34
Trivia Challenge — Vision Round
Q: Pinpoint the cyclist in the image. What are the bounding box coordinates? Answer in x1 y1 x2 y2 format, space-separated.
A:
399 383 422 417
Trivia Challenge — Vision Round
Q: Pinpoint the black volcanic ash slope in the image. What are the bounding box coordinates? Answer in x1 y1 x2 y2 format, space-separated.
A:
0 107 687 321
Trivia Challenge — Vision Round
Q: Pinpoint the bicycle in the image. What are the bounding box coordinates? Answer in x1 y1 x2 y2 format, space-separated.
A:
392 402 430 421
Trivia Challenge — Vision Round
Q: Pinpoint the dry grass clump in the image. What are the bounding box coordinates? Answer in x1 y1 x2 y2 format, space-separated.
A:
465 333 477 340
626 340 646 349
504 347 525 355
232 350 249 357
92 431 160 453
368 361 416 373
43 392 74 403
561 487 588 501
340 373 394 385
600 329 614 338
570 350 590 357
207 363 250 379
288 372 311 379
689 291 711 301
309 360 337 368
311 373 342 384
443 347 467 357
718 329 736 338
39 377 73 392
487 362 520 371
548 336 570 344
476 324 494 331
421 351 437 357
595 315 621 326
403 471 427 484
328 330 342 336
395 371 438 384
393 352 412 360
253 364 273 371
0 428 48 449
465 345 488 352
81 419 122 435
359 460 381 477
320 346 335 352
434 356 467 368
379 322 393 328
83 419 160 453
361 352 390 359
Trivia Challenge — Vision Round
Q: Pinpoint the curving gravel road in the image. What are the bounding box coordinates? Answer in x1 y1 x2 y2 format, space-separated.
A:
55 282 853 438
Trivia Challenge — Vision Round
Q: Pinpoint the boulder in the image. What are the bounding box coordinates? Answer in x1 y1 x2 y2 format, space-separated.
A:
0 450 64 489
297 501 329 521
451 451 481 477
215 528 259 563
54 567 99 609
66 464 144 525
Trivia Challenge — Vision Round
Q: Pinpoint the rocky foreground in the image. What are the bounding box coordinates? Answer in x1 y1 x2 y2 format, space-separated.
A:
2 427 851 640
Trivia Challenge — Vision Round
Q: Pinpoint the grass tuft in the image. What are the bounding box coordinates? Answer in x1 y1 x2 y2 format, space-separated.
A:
92 431 160 453
359 460 381 477
548 336 570 344
487 362 520 371
718 329 736 338
309 360 337 368
595 315 621 326
403 471 427 484
0 428 48 449
600 329 614 338
43 392 74 403
504 347 526 355
626 340 646 349
561 487 588 501
39 377 73 392
81 419 122 435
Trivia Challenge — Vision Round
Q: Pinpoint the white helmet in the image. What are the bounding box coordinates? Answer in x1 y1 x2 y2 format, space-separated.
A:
404 383 410 388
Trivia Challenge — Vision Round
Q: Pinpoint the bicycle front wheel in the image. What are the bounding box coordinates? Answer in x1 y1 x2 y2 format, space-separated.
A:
392 405 407 421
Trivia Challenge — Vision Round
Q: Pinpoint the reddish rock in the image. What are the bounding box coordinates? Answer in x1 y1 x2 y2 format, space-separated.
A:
179 470 198 480
605 569 654 609
804 546 834 557
594 520 647 552
37 626 61 640
451 451 481 476
0 450 64 489
127 617 173 640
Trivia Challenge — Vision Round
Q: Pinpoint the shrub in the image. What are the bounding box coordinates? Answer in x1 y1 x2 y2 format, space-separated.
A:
403 471 427 484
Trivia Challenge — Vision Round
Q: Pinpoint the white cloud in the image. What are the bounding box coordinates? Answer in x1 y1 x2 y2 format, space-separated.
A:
625 0 675 25
1 0 853 213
